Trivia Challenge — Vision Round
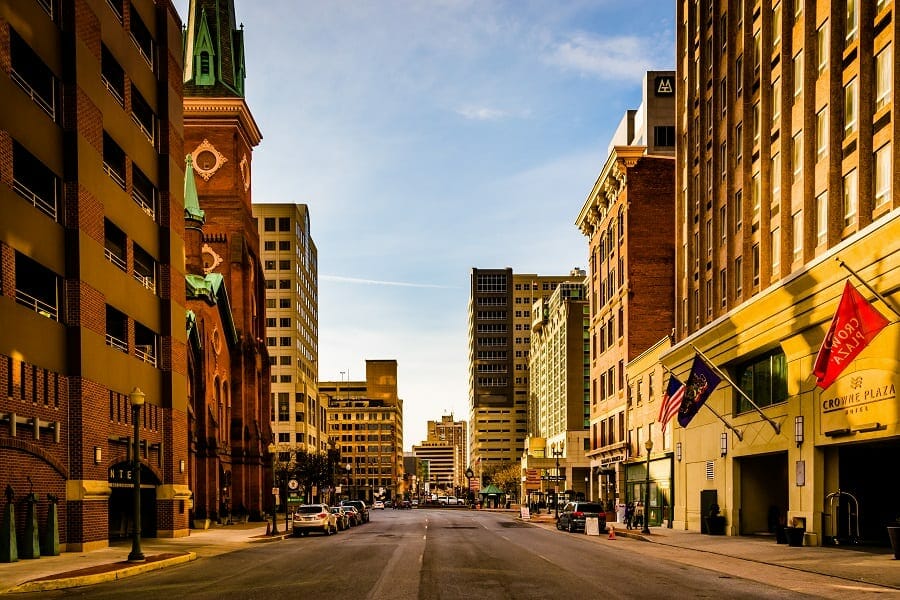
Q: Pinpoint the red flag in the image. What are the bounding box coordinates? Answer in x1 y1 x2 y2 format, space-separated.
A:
813 281 890 389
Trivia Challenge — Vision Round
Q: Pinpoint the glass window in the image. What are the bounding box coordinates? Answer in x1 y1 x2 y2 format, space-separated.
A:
845 0 858 44
876 45 892 111
792 211 803 262
792 132 802 181
815 108 828 161
772 4 782 48
844 78 858 137
792 51 803 98
816 192 828 245
752 172 761 221
875 143 892 209
816 23 828 75
771 153 781 208
734 257 743 296
736 350 788 414
772 78 781 125
771 228 780 273
842 169 857 227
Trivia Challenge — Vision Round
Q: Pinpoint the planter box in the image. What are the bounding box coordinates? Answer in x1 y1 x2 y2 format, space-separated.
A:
192 518 211 530
785 526 805 547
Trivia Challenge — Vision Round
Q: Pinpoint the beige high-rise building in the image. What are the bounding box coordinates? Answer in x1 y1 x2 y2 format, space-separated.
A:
412 442 456 494
671 1 900 543
520 277 591 506
322 360 404 503
467 268 587 486
426 414 467 488
253 204 323 454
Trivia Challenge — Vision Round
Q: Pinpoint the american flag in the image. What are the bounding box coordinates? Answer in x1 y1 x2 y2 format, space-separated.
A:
659 374 685 432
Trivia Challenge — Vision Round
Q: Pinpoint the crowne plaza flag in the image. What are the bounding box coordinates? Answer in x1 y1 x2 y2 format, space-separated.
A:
676 355 722 428
813 281 890 390
659 374 685 432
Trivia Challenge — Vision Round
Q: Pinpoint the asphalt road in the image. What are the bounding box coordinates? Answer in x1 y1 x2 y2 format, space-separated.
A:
27 509 832 599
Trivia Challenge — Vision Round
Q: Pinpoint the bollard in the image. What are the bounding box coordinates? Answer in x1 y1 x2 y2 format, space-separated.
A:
0 485 17 563
41 494 60 557
21 493 41 559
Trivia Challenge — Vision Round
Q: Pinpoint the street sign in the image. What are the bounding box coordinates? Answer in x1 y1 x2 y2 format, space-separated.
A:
541 475 565 481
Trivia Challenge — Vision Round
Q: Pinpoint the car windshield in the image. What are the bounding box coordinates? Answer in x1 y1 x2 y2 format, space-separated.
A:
330 508 342 513
574 503 604 513
297 505 326 514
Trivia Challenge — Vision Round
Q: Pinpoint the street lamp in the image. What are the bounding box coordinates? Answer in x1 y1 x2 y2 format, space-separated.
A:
267 443 278 535
550 441 564 519
642 438 653 535
345 463 352 500
128 387 145 563
465 467 474 506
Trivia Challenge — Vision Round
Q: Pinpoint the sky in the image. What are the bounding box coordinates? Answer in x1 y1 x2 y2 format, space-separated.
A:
174 0 675 450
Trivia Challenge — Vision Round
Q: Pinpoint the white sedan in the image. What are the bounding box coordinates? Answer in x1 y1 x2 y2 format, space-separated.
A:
372 500 385 510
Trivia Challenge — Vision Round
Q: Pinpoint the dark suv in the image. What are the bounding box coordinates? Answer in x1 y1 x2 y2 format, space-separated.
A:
341 500 369 523
557 502 606 533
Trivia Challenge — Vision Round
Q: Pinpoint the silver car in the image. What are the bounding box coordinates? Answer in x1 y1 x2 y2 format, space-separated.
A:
292 504 338 536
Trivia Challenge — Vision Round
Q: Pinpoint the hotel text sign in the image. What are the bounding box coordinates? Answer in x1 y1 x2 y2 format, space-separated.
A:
819 369 898 434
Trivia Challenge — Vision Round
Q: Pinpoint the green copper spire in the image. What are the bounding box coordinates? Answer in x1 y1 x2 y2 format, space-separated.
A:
184 153 205 225
183 0 246 97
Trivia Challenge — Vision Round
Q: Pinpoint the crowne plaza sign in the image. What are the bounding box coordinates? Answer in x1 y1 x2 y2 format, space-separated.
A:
819 369 899 435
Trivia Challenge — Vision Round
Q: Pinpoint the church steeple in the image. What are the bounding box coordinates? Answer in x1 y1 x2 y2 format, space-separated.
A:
183 0 245 97
183 153 205 227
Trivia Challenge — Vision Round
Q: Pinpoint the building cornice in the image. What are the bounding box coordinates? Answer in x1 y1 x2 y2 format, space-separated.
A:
184 97 263 147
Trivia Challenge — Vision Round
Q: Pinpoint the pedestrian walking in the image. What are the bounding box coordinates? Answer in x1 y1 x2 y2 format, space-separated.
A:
635 501 645 529
625 502 634 530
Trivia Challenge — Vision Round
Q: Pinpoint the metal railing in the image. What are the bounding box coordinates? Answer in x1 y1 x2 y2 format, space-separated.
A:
103 162 126 189
134 344 157 367
15 289 58 321
101 74 125 106
104 246 127 271
105 334 128 353
12 177 57 221
9 68 55 121
133 271 156 293
131 188 157 220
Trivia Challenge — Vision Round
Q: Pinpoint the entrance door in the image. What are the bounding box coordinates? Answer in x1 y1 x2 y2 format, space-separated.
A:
108 462 159 539
738 452 788 536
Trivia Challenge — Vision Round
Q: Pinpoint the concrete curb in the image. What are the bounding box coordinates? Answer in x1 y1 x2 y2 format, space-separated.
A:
8 552 197 593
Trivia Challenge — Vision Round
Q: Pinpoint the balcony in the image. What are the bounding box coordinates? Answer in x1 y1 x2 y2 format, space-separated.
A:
10 30 57 121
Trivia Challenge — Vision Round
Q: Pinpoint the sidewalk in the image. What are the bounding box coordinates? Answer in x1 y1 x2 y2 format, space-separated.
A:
529 514 900 590
0 522 288 594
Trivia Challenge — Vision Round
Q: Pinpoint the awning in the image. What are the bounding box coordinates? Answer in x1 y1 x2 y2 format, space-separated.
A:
478 484 503 495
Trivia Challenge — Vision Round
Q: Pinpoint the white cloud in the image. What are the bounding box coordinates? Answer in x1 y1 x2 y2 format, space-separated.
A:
321 275 457 289
545 32 664 82
455 106 510 121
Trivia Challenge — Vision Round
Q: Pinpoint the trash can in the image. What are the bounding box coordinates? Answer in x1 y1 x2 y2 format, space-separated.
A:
785 526 805 547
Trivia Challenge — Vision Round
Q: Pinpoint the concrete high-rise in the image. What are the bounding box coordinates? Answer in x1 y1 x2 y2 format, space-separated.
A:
426 414 467 488
322 360 403 503
467 268 588 485
254 204 322 456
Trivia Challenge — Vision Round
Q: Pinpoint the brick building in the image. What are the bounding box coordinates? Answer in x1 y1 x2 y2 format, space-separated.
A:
574 71 676 518
0 0 189 550
182 0 271 523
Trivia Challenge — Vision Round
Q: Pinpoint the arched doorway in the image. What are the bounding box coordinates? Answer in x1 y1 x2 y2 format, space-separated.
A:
108 461 160 539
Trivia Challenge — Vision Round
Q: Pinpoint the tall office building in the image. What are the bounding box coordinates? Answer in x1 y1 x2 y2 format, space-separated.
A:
575 72 676 515
0 0 188 548
322 360 404 502
426 414 467 488
672 1 900 542
411 443 456 494
467 268 587 483
254 204 322 456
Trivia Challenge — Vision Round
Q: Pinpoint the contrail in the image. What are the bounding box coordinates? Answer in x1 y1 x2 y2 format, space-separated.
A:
321 275 456 289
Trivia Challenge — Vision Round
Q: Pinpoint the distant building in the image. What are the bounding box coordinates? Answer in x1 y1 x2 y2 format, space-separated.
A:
521 277 590 505
575 71 676 519
426 414 467 488
322 360 404 502
467 268 588 485
253 204 323 457
412 443 456 495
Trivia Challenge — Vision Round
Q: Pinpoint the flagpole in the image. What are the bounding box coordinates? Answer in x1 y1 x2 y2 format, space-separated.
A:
661 366 744 440
835 257 900 319
690 345 781 434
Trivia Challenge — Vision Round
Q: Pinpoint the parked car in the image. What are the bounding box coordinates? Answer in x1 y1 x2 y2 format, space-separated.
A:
556 501 606 533
373 500 385 510
293 504 338 536
341 500 370 523
330 506 350 531
342 504 361 526
400 500 412 509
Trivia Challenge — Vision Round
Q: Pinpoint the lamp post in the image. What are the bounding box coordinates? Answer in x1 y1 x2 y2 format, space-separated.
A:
465 467 474 506
267 443 278 535
550 441 564 519
642 438 653 535
345 463 352 500
128 387 145 563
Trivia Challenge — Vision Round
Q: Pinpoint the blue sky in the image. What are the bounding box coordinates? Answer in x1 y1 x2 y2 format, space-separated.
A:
175 0 675 450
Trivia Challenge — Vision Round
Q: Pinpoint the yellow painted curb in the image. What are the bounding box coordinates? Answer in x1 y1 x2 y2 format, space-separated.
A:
9 552 197 593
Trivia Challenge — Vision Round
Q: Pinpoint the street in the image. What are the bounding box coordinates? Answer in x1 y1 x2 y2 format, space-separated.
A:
22 510 891 600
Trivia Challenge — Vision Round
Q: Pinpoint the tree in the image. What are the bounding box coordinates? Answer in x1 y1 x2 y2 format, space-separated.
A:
483 462 520 502
295 450 330 503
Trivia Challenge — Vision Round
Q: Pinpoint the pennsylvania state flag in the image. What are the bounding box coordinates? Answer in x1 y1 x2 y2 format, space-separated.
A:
676 355 722 428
